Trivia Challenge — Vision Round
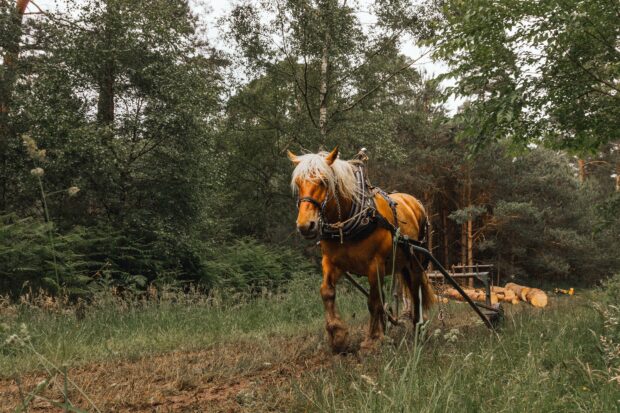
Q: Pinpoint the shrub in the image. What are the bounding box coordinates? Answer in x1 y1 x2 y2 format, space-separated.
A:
0 214 173 297
203 237 315 294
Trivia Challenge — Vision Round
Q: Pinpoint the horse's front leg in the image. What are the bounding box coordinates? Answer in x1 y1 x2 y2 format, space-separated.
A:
320 257 348 353
362 258 386 349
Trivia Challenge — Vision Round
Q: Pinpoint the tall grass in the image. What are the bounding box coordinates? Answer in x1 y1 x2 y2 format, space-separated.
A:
0 277 362 375
2 278 618 412
293 292 620 412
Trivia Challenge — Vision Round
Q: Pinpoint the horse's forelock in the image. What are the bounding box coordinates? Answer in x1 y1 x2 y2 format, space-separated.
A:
290 152 360 202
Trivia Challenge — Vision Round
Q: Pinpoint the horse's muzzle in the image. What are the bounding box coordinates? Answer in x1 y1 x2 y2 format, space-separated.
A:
297 221 319 239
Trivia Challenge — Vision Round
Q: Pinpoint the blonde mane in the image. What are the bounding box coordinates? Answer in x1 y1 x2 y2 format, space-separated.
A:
291 152 361 202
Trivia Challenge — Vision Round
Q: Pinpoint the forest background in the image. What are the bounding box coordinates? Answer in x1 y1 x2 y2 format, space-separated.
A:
1 0 618 297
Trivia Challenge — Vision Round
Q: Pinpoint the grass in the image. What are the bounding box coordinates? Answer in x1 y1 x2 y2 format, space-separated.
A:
292 295 619 412
0 277 362 375
1 278 619 412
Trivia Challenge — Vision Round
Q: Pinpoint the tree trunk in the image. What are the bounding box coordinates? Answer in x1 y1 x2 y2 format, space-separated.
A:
460 177 467 267
466 166 474 287
425 193 433 271
577 158 586 184
460 223 466 266
97 2 117 125
505 283 548 308
319 39 329 140
444 288 499 305
0 0 30 210
615 163 620 192
467 219 473 287
442 208 449 268
97 61 115 124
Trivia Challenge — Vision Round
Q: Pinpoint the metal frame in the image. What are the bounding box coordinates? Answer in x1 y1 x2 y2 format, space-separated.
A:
407 243 500 329
342 242 502 330
430 264 494 305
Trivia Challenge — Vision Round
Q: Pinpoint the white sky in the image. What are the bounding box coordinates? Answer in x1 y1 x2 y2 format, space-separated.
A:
31 0 460 112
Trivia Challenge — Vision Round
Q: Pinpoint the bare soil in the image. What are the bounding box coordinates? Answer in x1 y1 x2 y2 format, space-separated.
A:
0 330 360 412
1 299 522 412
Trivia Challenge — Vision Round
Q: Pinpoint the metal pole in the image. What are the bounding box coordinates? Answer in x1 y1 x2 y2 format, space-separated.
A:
408 244 495 329
344 272 400 326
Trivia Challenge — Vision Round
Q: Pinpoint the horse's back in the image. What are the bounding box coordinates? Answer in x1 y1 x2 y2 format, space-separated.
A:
376 192 426 241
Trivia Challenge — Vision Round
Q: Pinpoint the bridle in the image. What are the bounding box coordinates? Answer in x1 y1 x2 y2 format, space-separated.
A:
296 185 345 240
296 195 326 211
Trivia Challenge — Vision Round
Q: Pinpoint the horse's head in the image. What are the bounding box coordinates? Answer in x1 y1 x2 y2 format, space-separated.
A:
288 146 340 239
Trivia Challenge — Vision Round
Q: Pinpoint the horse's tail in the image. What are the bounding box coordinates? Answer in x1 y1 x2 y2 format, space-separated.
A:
420 270 435 310
418 209 435 310
418 215 427 243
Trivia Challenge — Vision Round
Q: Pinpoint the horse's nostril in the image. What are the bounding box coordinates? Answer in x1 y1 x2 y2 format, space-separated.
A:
308 221 316 232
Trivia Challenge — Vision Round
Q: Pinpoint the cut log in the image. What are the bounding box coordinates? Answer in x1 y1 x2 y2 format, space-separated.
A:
493 286 517 301
505 283 548 308
525 288 548 308
444 288 498 305
505 283 530 301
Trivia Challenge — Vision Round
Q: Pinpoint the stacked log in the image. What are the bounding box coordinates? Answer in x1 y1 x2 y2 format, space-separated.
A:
505 283 548 308
441 283 548 308
444 288 499 305
491 286 520 304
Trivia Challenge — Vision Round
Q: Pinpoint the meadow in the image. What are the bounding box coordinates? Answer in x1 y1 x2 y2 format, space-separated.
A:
1 277 618 412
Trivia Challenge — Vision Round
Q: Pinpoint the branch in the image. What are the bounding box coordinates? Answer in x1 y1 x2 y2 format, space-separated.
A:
569 55 620 94
333 27 406 87
29 0 94 33
331 48 434 116
274 6 319 130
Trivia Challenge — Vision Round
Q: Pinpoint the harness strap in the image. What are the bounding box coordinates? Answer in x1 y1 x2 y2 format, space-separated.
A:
375 190 430 270
297 196 323 209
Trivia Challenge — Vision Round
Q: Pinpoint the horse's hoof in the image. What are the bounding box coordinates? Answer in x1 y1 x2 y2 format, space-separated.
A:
360 339 375 351
398 310 413 323
327 321 349 354
360 334 384 352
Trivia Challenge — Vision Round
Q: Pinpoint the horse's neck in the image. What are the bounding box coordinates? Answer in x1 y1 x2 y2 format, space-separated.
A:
324 190 352 223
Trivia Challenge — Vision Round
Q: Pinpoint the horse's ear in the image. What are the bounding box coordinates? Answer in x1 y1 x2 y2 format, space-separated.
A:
324 146 339 166
287 150 300 165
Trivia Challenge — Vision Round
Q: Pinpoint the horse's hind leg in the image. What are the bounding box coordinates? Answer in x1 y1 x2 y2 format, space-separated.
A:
320 257 348 353
397 271 413 320
401 265 424 325
361 259 386 349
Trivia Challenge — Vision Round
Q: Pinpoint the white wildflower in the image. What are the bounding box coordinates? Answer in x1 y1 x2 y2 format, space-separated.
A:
30 167 44 177
67 186 80 197
4 334 18 345
360 374 377 387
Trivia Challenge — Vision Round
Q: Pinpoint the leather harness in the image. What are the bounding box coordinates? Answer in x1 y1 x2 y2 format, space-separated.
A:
297 161 429 267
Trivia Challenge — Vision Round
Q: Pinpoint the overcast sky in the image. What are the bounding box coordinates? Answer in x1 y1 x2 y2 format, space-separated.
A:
31 0 460 111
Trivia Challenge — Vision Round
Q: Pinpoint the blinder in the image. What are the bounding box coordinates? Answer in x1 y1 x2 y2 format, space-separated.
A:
296 195 327 210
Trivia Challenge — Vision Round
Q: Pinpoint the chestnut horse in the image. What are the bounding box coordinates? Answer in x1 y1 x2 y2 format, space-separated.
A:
288 147 434 352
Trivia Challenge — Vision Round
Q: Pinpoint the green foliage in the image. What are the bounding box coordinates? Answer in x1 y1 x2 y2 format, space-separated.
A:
0 213 181 296
601 273 620 305
448 205 487 225
204 238 315 294
0 0 618 298
0 214 92 295
473 147 620 279
430 0 620 152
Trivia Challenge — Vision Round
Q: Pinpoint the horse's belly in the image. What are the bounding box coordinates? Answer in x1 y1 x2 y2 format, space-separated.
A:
321 231 393 275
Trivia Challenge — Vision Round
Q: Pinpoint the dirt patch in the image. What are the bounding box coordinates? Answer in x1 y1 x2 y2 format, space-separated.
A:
0 330 358 412
0 300 535 412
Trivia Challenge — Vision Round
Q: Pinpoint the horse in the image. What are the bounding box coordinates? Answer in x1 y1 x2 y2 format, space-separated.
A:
288 146 435 352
